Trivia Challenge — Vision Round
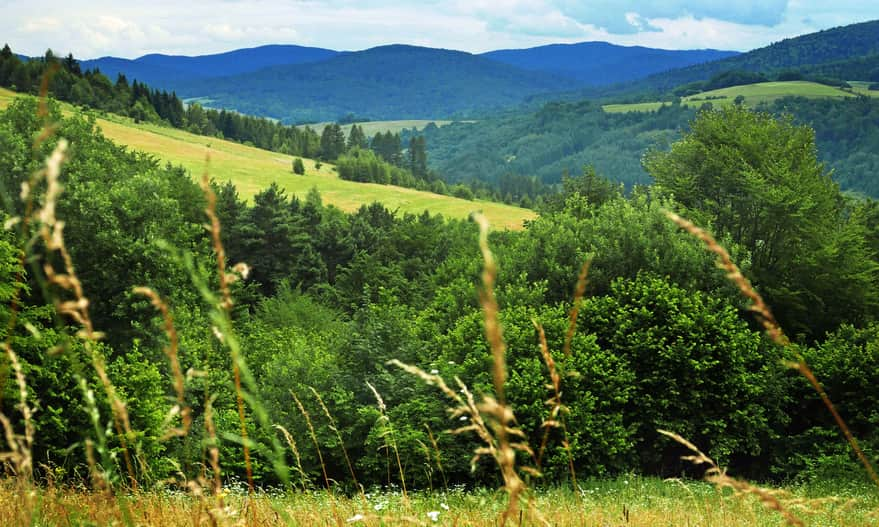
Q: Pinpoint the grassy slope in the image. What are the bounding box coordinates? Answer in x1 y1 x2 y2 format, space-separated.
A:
603 80 878 113
0 88 534 230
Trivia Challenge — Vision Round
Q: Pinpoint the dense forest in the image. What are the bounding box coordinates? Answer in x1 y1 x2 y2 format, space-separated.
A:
422 95 879 200
0 44 324 158
2 94 878 493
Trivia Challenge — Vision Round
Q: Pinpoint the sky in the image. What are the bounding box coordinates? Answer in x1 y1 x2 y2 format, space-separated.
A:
2 0 879 59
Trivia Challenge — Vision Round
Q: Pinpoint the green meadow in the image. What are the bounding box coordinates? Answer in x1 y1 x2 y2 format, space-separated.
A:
603 80 879 113
0 88 533 230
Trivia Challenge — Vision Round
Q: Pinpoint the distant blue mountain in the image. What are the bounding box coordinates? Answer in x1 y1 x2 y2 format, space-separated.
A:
135 45 339 77
174 44 578 123
481 42 739 86
81 44 339 88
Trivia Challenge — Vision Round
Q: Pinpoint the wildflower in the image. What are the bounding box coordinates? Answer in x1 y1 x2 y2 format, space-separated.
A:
346 514 365 523
427 510 440 522
440 502 449 511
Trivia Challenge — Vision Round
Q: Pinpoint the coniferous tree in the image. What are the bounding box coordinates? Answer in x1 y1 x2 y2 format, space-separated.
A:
320 123 346 160
408 135 428 180
347 123 368 150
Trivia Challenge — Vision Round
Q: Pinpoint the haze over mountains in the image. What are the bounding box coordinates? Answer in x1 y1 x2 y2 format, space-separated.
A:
81 41 738 123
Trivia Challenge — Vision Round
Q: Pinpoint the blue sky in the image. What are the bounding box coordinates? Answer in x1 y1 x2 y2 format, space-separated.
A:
3 0 878 59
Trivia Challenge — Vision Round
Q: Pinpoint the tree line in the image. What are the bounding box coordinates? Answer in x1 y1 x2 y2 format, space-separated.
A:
0 44 321 157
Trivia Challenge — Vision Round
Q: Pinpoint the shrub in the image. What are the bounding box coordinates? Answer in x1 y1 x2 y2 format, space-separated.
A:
292 157 305 174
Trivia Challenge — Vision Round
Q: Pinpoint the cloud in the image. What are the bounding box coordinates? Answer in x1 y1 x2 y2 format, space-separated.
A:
554 0 790 33
1 0 879 58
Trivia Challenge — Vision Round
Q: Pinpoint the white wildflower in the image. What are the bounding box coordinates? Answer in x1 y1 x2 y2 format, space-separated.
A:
427 511 440 522
346 514 365 523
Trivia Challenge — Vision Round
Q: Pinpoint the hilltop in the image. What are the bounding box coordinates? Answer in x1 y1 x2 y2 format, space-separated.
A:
482 42 737 85
80 44 339 88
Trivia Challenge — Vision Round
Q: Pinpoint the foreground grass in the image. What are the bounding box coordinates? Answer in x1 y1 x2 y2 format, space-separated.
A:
3 476 876 526
603 80 879 113
0 88 534 230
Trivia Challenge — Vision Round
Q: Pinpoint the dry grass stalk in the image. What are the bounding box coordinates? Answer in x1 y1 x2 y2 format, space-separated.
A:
658 429 804 526
533 322 577 491
664 211 787 344
199 168 254 498
203 395 225 512
424 424 448 493
471 212 540 526
133 286 191 440
291 390 342 527
26 139 140 490
309 387 366 501
472 214 507 404
366 381 409 503
666 210 879 490
389 360 543 526
0 343 34 481
562 260 590 358
273 425 309 491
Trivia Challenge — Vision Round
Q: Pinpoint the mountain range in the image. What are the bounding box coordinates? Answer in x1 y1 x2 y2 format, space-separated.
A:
67 19 879 125
80 44 339 87
81 41 737 122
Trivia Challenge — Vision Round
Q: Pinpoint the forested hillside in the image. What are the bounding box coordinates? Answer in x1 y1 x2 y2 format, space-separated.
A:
422 95 879 199
482 42 737 85
579 19 879 99
174 45 575 123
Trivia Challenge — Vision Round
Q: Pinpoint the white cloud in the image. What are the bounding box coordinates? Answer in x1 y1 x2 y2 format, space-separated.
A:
1 0 878 58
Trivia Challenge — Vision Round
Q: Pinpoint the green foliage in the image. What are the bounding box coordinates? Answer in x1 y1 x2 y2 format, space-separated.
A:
423 100 697 193
645 105 879 339
579 275 787 474
775 323 879 480
702 70 768 91
319 123 346 160
292 157 305 175
0 44 322 161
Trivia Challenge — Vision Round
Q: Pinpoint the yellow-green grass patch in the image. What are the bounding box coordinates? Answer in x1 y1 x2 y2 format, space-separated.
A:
603 81 879 113
0 89 534 230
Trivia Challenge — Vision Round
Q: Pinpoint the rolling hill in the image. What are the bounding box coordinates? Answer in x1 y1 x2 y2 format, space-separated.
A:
173 44 576 123
481 42 738 85
0 87 535 230
80 44 339 88
604 19 879 94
